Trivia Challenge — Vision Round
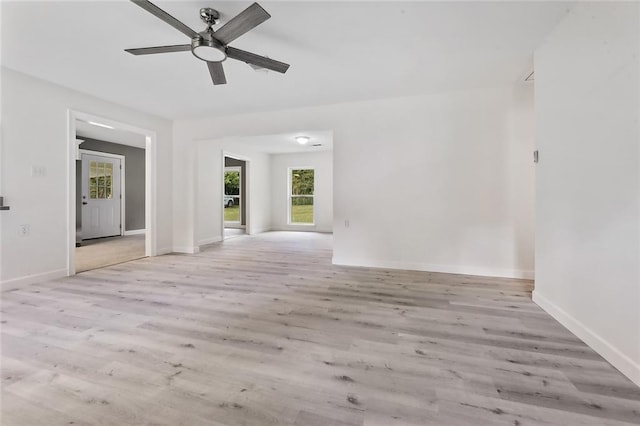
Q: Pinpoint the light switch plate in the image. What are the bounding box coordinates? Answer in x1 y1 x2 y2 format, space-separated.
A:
31 165 46 177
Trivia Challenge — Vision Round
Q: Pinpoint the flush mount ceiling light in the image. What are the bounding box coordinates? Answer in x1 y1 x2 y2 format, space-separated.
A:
295 136 310 145
87 121 114 129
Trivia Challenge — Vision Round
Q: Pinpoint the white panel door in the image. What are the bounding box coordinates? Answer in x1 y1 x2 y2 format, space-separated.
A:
81 153 122 240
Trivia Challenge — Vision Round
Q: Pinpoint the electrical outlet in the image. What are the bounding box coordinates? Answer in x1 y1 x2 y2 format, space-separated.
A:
344 219 350 228
19 224 30 236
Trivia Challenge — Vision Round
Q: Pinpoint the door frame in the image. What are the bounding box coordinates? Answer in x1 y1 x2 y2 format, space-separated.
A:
67 109 157 276
222 152 251 237
79 149 126 238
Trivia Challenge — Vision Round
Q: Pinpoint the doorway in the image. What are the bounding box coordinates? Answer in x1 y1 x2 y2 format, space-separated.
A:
223 155 248 240
68 111 156 275
75 141 146 272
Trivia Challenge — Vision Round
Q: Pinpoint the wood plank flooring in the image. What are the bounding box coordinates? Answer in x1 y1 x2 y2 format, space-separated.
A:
75 235 146 273
2 231 639 425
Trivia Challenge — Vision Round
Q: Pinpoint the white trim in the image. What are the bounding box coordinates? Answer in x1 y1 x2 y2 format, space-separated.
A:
75 138 85 160
533 290 640 387
79 149 124 161
68 110 157 277
224 223 245 229
198 236 222 247
332 256 534 280
272 225 333 233
172 246 200 254
156 247 172 255
79 149 126 238
0 269 67 292
249 226 271 234
124 229 146 236
145 133 157 258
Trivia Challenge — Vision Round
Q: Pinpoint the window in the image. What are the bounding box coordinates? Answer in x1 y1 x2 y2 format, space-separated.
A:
289 168 314 225
89 161 113 199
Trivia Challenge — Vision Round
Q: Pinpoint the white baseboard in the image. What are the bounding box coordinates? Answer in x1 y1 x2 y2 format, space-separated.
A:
248 227 270 235
271 226 333 233
172 246 200 254
198 236 222 247
533 290 640 387
124 229 146 236
331 257 534 279
156 247 172 255
1 268 67 292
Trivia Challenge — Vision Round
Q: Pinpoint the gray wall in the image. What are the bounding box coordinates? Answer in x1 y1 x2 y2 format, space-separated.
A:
225 157 246 226
77 138 146 231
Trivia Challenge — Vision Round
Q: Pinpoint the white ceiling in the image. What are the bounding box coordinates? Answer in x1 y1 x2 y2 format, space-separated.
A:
76 120 146 148
222 130 333 154
1 1 570 120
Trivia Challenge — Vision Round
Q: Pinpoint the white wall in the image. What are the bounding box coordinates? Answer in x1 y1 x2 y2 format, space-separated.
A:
270 151 333 233
332 86 535 277
533 3 640 385
0 68 173 286
173 84 535 278
191 139 271 251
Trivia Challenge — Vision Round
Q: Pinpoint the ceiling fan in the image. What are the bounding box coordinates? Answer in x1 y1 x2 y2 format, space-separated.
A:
125 0 290 85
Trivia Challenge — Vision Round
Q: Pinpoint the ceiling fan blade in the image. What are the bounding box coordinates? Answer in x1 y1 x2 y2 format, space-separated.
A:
213 3 270 45
125 44 191 55
207 62 227 85
131 0 199 39
226 47 290 74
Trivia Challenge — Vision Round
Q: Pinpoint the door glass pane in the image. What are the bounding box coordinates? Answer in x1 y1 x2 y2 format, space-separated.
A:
87 160 117 199
89 161 98 199
105 163 113 199
98 163 106 198
291 196 314 224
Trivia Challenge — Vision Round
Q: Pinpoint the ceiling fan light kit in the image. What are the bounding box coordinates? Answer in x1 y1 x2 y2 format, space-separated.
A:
192 34 227 62
125 0 290 85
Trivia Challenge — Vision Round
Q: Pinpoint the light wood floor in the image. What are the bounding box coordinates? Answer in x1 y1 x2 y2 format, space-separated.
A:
75 235 146 273
2 232 639 425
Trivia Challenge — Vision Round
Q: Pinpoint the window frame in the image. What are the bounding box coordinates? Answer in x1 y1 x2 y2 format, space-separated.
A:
287 167 315 226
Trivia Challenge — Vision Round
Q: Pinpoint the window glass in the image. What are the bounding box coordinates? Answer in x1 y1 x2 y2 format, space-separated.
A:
290 169 314 224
